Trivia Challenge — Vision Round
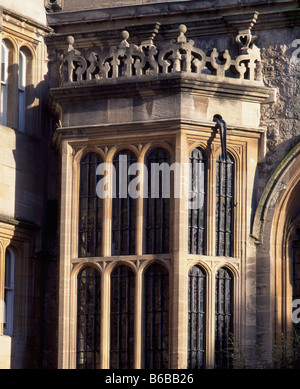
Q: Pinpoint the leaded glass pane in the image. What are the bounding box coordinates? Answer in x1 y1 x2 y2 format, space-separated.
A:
215 267 233 369
110 265 135 369
216 154 234 257
189 148 207 255
188 266 206 369
143 264 169 368
79 153 103 257
144 148 170 254
112 150 137 255
76 267 101 369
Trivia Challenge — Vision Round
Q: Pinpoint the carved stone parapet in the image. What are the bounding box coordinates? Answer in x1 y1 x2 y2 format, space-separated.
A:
59 24 263 88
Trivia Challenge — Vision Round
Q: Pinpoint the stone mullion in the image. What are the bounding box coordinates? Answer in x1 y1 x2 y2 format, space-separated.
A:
134 268 142 368
101 267 110 368
135 155 144 256
207 147 217 257
171 130 189 368
57 141 74 369
102 160 113 257
207 267 215 369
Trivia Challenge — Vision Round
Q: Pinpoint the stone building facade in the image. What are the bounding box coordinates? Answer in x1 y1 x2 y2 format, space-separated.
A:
0 0 299 369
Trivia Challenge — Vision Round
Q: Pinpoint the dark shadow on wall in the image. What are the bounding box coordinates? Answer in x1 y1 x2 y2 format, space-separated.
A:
7 62 59 368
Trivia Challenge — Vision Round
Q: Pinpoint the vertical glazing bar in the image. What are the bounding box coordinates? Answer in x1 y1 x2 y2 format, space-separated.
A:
85 156 90 256
224 160 228 256
93 156 97 256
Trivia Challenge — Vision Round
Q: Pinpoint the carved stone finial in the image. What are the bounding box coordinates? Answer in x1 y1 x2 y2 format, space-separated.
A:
119 30 130 48
140 22 161 48
66 36 75 52
235 12 259 53
65 35 81 55
177 24 187 44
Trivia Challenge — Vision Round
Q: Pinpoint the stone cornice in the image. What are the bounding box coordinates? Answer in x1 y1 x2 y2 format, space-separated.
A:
46 0 300 38
52 117 265 152
49 73 273 107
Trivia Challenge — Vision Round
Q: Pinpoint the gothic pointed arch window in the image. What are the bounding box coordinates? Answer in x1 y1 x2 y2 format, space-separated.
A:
110 264 135 368
76 266 101 369
188 265 206 369
189 147 207 255
112 149 137 256
144 147 170 254
143 263 169 368
216 153 234 257
79 152 103 258
215 267 233 369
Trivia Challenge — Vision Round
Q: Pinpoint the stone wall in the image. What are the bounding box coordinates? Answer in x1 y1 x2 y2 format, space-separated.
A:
258 25 300 199
0 0 47 25
62 0 190 11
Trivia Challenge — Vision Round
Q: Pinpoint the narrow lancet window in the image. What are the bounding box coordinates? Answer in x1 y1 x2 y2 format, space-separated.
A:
215 267 233 369
76 267 101 369
1 41 8 126
216 153 234 257
143 263 169 368
110 265 135 368
4 247 14 336
79 153 103 257
188 265 206 369
189 147 207 254
18 49 26 132
112 150 137 255
144 148 170 254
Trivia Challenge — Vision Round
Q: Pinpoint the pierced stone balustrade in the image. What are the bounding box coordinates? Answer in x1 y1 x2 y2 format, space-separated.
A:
59 24 263 87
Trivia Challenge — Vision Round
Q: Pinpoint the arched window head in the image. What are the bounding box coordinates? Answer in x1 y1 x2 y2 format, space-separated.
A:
189 147 207 255
1 40 9 126
144 147 170 254
143 263 169 368
215 267 233 369
79 153 103 258
110 265 135 368
4 247 15 336
76 266 101 369
112 149 137 255
216 153 234 257
188 265 206 369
